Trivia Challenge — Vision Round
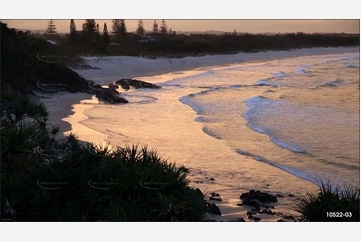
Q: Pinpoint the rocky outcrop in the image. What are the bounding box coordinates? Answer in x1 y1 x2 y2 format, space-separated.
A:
209 192 223 201
115 79 161 90
240 190 278 203
242 198 261 211
89 81 128 104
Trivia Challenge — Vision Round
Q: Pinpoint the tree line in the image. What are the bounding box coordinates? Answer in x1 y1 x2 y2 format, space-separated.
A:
52 19 174 45
40 20 360 57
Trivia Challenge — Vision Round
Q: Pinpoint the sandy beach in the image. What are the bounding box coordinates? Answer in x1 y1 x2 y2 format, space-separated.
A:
38 46 359 222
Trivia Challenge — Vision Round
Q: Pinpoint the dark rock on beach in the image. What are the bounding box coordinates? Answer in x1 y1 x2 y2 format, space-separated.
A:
89 81 128 104
240 190 278 203
283 215 296 221
211 192 220 197
260 208 274 215
246 210 257 216
207 202 222 215
254 217 262 222
209 196 223 201
109 83 119 89
115 78 161 90
229 217 246 222
210 192 222 201
242 198 261 211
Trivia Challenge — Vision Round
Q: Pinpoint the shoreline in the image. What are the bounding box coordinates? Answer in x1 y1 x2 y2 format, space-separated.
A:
38 47 359 221
45 46 359 143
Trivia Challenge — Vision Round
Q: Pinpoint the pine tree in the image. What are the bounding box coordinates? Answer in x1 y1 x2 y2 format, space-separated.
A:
103 23 110 45
168 27 173 35
160 19 167 35
136 20 145 36
112 19 122 42
46 20 57 35
82 19 97 43
96 23 100 42
120 20 127 37
152 20 159 35
69 19 77 44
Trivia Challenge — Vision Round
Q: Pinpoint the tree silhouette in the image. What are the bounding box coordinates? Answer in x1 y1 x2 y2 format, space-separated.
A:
96 23 100 43
82 19 97 43
120 20 127 37
112 19 122 42
160 19 167 35
68 19 77 44
46 20 57 35
152 20 159 35
103 23 110 45
136 20 145 36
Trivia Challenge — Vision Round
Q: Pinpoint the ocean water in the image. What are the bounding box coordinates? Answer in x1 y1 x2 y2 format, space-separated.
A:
78 51 360 213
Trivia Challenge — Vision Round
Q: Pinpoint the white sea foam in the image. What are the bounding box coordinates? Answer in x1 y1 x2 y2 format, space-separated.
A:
254 79 282 87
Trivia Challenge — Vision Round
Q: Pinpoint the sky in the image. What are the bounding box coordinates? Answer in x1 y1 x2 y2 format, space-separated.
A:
1 20 360 34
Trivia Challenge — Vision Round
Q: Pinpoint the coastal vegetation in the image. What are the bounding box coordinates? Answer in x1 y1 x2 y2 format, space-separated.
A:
293 182 360 222
35 19 360 57
1 21 359 222
1 91 207 221
1 22 208 221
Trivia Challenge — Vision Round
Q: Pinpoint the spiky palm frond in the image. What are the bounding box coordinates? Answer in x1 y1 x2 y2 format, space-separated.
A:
293 181 360 222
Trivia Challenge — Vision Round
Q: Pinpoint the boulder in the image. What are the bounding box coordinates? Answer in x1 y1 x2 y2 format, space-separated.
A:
261 208 274 215
229 217 246 222
241 198 261 211
207 203 222 215
209 197 223 202
254 217 262 222
115 79 161 90
246 210 257 216
211 192 220 197
109 83 119 89
240 190 278 203
94 88 128 104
